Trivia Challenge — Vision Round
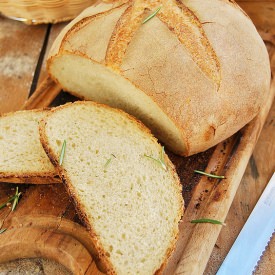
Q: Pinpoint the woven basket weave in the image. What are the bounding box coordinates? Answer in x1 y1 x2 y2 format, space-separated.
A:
0 0 96 24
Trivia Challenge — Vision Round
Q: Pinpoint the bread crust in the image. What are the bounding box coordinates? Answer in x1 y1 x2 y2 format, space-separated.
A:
39 101 183 274
47 0 271 156
0 174 60 184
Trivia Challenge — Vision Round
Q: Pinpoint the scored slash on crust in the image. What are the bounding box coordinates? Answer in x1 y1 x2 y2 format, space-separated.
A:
105 0 221 87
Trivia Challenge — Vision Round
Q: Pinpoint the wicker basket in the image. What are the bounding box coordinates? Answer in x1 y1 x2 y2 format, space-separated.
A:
0 0 96 24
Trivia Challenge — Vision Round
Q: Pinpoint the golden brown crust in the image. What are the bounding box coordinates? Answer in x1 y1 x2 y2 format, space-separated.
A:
105 3 144 70
157 0 221 88
0 175 60 184
59 3 128 55
47 1 124 60
104 0 221 85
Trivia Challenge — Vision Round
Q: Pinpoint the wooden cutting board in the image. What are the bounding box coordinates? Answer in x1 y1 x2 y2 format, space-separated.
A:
0 2 274 274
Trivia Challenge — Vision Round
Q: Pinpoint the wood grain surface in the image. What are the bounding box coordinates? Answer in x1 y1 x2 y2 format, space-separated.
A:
0 17 47 112
205 2 275 274
0 1 274 274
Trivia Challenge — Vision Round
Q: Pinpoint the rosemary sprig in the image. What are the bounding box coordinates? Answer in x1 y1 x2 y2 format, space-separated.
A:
142 6 162 24
59 140 67 165
191 218 225 226
0 195 17 210
0 228 7 234
104 154 116 171
194 170 225 179
144 146 167 171
0 187 22 212
11 186 22 212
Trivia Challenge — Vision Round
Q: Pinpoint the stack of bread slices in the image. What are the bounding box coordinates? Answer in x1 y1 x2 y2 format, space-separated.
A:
0 101 183 274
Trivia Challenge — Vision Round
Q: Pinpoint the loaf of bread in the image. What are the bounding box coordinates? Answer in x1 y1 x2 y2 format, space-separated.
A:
39 101 183 274
47 0 271 156
0 109 60 184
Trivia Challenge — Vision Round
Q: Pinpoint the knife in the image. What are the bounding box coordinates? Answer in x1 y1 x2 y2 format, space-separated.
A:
216 173 275 275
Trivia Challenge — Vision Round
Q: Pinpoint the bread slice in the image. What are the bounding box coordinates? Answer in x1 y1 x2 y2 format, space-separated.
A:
0 109 60 184
39 101 183 274
47 0 270 156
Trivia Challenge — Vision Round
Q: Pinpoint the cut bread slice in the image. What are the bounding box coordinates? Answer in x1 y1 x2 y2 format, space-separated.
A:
0 109 60 184
39 101 183 274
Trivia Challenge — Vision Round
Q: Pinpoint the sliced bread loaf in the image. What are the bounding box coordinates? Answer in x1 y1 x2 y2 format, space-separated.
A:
47 0 270 156
0 109 60 184
39 101 183 274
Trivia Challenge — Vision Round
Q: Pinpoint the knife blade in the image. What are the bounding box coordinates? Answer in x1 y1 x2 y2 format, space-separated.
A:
216 172 275 275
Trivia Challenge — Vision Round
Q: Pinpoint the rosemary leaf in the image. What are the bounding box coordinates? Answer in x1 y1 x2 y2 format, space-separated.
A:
160 146 165 162
0 228 7 234
0 195 17 210
11 187 21 212
104 154 116 171
59 140 67 165
160 161 167 171
144 146 167 171
0 187 22 212
142 6 162 24
194 170 225 179
160 146 167 171
144 154 161 164
191 218 225 225
104 158 112 169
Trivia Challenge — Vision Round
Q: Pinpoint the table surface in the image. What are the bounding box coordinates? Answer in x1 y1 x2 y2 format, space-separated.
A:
0 1 274 274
